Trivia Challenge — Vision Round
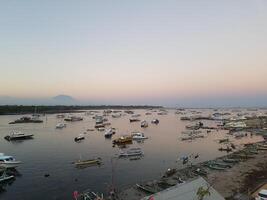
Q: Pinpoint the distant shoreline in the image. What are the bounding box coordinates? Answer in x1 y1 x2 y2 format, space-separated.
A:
0 105 163 115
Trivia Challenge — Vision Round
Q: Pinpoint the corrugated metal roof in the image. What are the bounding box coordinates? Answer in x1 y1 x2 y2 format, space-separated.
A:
141 177 225 200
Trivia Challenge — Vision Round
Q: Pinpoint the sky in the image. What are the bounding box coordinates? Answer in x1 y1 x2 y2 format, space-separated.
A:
0 0 267 107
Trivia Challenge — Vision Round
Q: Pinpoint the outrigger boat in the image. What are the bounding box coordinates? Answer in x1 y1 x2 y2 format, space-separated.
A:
119 148 144 157
113 136 132 145
0 170 14 183
4 131 34 141
74 158 101 168
136 184 157 194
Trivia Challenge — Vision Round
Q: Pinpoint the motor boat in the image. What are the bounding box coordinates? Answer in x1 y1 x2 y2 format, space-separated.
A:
74 134 85 142
104 128 115 138
0 153 22 169
151 119 159 124
132 132 148 140
141 120 148 128
119 148 144 157
64 116 83 122
4 131 34 141
56 123 66 129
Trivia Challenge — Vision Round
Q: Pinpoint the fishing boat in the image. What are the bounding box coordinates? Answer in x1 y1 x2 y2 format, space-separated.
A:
141 120 148 128
9 116 43 124
205 164 226 171
151 119 159 124
0 170 14 183
129 118 140 122
132 132 148 140
74 158 101 168
218 146 232 152
113 136 132 144
222 158 239 163
56 123 66 129
104 128 115 138
64 116 83 122
119 148 144 157
74 134 85 142
4 131 34 141
193 168 208 176
136 183 157 194
0 153 22 168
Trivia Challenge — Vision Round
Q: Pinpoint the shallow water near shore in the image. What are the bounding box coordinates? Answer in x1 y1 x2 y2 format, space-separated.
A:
0 109 263 200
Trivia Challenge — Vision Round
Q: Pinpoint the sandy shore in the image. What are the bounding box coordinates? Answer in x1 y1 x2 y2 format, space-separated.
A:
118 142 267 200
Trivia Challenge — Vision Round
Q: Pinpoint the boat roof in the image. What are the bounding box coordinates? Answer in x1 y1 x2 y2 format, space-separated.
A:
0 155 13 159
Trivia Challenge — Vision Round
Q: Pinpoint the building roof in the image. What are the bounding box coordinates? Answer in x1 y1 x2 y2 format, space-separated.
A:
141 177 225 200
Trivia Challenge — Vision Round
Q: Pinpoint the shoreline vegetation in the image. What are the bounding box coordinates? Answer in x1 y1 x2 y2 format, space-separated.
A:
0 105 163 115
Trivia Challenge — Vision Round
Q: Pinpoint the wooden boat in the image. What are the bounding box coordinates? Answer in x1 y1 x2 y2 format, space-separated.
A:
113 136 132 144
136 184 157 194
205 164 226 170
222 158 239 163
74 158 101 167
193 168 208 176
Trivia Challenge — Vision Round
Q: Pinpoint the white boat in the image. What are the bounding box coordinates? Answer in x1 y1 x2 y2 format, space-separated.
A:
0 153 22 169
74 134 85 142
119 148 144 157
104 128 115 138
98 127 105 131
64 116 83 122
141 120 148 128
56 123 66 129
0 170 14 183
4 131 34 141
132 132 148 140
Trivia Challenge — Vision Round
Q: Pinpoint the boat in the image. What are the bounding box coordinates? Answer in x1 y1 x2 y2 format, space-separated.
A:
218 146 232 152
9 116 43 124
64 116 83 122
98 127 105 131
129 118 140 122
73 189 104 200
56 114 65 118
136 184 157 194
0 153 22 168
132 132 148 140
4 131 34 141
205 164 226 171
151 119 159 124
74 158 101 168
95 124 105 128
104 129 114 138
0 170 14 183
141 120 148 128
222 158 239 163
56 123 66 129
219 138 229 143
193 168 208 176
119 148 144 157
74 134 85 142
113 136 132 144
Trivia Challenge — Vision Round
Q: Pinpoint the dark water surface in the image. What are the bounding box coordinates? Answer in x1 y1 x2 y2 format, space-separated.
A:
0 109 263 200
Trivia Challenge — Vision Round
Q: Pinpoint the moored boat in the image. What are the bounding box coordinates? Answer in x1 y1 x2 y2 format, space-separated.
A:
119 148 144 157
113 135 132 144
141 120 148 128
74 134 85 142
0 153 22 169
4 131 34 141
0 170 15 183
56 123 66 129
74 158 101 168
132 132 148 140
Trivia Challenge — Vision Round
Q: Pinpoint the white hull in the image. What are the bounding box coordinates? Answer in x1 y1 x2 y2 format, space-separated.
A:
0 161 22 169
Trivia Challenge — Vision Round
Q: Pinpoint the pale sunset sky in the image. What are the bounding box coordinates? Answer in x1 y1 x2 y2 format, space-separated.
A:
0 1 267 106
